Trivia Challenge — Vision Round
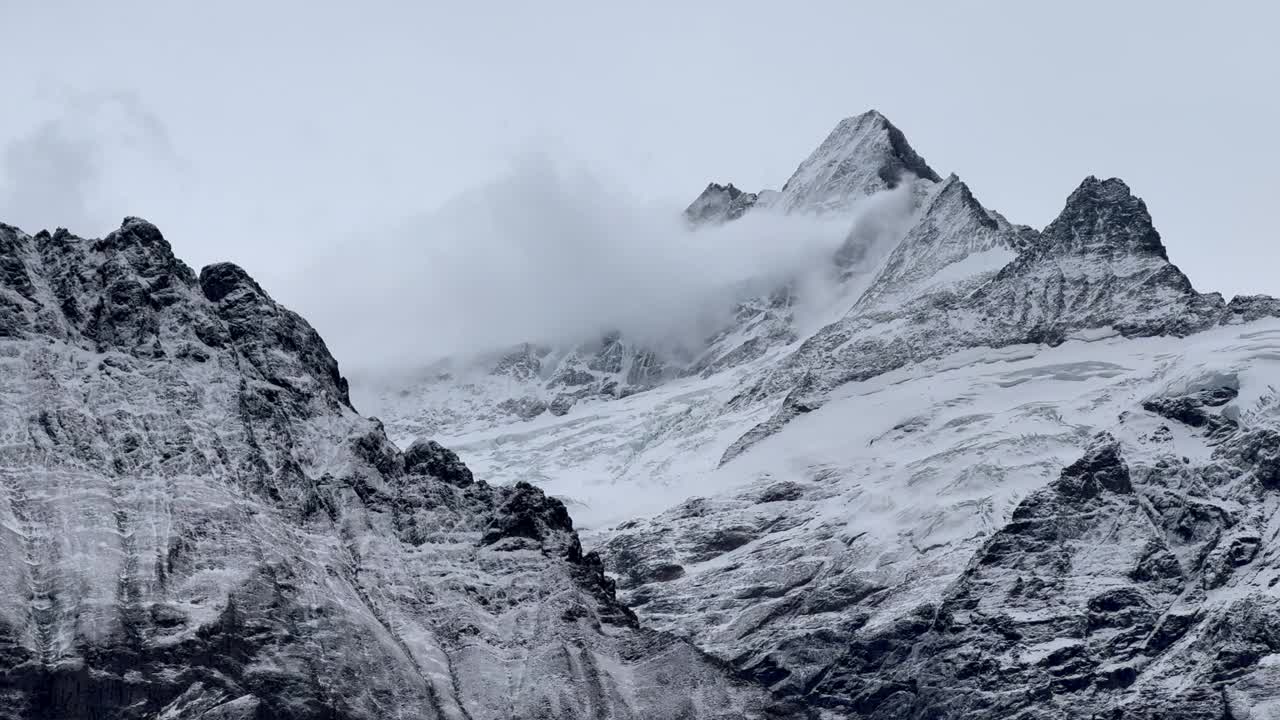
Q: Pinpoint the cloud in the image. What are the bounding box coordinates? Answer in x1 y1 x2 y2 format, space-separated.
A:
289 154 914 375
0 91 182 237
1 115 100 233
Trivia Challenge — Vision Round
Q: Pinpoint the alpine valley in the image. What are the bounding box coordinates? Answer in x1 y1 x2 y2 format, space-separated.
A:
4 110 1280 719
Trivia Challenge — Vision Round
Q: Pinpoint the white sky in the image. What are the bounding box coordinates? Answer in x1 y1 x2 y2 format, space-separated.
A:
1 1 1277 308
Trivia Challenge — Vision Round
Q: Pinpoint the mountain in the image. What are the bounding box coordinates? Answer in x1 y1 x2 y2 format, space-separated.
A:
366 111 1280 717
0 219 791 719
680 110 938 226
776 109 941 213
684 183 765 225
5 109 1280 719
721 174 1235 464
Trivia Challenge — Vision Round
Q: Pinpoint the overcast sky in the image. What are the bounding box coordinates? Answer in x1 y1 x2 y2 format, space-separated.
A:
1 1 1276 325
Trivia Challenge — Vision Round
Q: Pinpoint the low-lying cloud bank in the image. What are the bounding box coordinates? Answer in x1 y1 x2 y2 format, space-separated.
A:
291 156 911 376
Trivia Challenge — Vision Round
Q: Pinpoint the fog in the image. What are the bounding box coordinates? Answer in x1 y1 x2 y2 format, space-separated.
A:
291 155 894 374
0 92 183 238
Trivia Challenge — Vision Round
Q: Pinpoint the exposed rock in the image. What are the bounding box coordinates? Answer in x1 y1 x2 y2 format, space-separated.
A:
402 438 474 486
547 393 576 416
201 260 351 410
685 182 760 224
1142 385 1238 436
496 394 547 420
1056 435 1133 497
1227 294 1280 323
779 109 941 213
757 481 804 503
490 342 548 380
480 480 575 547
795 426 1280 717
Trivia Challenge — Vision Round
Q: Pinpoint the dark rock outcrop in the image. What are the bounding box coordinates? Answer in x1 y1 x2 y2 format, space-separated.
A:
402 438 474 486
685 182 761 224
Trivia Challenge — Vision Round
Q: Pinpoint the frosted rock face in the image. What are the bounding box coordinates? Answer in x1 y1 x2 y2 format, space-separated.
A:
778 110 941 214
0 220 786 719
804 422 1280 717
684 182 761 225
685 109 938 223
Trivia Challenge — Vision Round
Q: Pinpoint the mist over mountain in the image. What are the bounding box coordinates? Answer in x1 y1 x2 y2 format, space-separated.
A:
292 154 903 377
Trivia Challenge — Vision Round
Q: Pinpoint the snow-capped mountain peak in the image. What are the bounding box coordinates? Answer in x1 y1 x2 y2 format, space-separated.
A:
683 110 942 226
779 109 943 213
1037 175 1171 260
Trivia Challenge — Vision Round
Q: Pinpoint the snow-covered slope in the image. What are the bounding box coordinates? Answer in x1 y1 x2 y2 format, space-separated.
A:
366 110 1280 717
602 321 1280 715
0 219 788 719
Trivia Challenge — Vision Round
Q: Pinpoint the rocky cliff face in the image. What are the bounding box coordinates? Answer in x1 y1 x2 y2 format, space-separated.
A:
684 183 763 225
0 219 788 719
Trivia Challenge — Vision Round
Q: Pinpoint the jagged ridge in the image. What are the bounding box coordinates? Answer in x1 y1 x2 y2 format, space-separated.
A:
723 173 1272 464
